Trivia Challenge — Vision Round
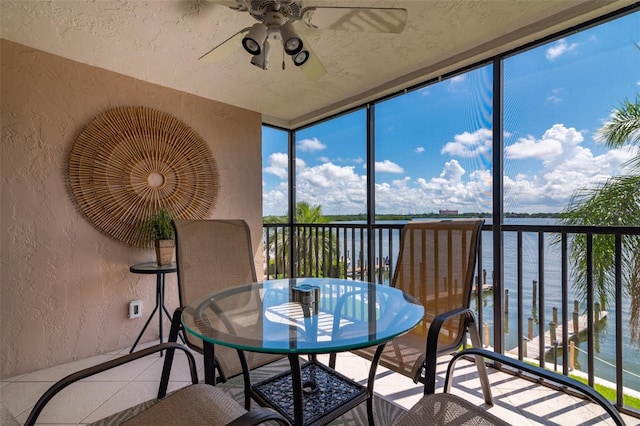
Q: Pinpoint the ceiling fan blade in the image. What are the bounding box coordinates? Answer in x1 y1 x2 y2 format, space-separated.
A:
199 28 248 62
296 34 326 81
299 51 326 81
176 0 244 17
300 7 407 33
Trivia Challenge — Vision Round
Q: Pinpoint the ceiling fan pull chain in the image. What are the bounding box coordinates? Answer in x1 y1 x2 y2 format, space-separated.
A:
282 48 286 70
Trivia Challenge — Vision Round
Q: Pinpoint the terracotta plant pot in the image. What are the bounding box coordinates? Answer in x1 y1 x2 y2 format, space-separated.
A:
155 239 175 266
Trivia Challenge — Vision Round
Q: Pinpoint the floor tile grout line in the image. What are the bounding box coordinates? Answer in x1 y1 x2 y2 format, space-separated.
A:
78 380 132 425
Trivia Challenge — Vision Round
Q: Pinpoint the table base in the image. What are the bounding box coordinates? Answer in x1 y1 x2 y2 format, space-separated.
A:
252 360 368 426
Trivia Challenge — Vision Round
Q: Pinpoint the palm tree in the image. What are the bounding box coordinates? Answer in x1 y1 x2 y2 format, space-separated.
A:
264 202 341 278
560 95 640 343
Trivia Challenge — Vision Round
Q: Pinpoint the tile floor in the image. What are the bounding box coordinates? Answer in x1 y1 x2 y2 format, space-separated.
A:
1 340 637 425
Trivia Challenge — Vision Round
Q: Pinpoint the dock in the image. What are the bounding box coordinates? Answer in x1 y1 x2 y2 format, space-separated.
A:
472 283 493 292
508 311 608 360
472 269 493 292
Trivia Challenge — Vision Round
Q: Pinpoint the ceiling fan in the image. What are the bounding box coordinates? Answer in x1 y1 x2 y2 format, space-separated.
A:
197 0 408 80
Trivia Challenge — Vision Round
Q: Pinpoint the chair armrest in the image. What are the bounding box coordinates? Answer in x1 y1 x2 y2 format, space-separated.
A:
226 407 291 426
25 343 197 426
425 307 475 352
446 348 626 426
421 307 475 387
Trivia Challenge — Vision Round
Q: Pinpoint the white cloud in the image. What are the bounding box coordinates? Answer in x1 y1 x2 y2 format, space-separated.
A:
291 155 490 215
415 147 425 153
505 124 583 162
297 137 326 152
264 152 288 178
298 163 362 188
440 159 465 181
545 38 579 60
441 128 492 158
505 135 562 161
375 160 404 173
450 75 466 84
392 177 411 187
503 124 639 212
262 183 289 216
295 162 368 213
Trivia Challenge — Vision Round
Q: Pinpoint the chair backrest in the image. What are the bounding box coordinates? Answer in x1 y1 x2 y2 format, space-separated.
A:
173 219 280 379
174 219 257 308
393 220 483 352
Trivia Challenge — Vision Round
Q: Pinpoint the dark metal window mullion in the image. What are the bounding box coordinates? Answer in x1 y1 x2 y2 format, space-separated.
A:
561 233 569 375
615 234 623 407
538 231 545 367
586 233 594 387
377 227 383 284
492 56 505 353
517 231 523 360
477 230 484 347
366 103 376 284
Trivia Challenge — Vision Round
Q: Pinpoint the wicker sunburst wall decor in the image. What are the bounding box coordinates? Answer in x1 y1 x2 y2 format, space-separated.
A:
69 106 218 248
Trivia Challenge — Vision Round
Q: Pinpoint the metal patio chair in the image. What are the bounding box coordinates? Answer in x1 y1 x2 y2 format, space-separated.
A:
159 220 283 396
22 343 289 426
330 219 492 403
395 347 626 425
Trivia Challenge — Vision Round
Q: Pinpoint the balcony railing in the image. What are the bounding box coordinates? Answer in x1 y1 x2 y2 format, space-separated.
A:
263 221 640 418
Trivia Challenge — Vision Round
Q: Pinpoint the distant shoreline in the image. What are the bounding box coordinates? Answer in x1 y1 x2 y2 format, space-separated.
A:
264 212 562 222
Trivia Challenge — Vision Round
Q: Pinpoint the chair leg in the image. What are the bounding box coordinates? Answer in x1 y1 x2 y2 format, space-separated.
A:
366 345 385 426
202 340 219 386
466 316 493 405
423 344 438 395
158 307 184 399
328 353 337 369
236 349 253 410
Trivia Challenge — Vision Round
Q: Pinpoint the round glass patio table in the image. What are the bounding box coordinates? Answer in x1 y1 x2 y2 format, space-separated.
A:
181 277 424 426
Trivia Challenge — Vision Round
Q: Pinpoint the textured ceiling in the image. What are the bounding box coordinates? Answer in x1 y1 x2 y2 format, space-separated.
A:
1 1 635 128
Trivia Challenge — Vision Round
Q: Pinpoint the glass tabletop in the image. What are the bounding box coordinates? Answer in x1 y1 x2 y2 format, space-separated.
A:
181 277 424 354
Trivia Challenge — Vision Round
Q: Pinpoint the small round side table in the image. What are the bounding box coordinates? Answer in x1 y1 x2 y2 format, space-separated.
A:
129 262 177 354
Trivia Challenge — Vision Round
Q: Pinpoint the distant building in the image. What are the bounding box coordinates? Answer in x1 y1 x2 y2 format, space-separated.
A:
439 209 458 215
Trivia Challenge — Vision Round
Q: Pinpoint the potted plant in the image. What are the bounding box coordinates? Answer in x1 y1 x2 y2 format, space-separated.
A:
143 208 175 266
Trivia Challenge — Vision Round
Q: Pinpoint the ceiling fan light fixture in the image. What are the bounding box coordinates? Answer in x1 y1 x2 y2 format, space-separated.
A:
292 50 309 66
250 40 271 70
243 23 268 55
280 22 303 55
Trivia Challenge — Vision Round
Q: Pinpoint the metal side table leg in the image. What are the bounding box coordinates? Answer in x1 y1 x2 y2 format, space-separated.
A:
157 272 164 349
128 262 177 355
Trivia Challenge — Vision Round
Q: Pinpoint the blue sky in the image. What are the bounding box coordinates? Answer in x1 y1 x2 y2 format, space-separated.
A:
263 11 639 216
